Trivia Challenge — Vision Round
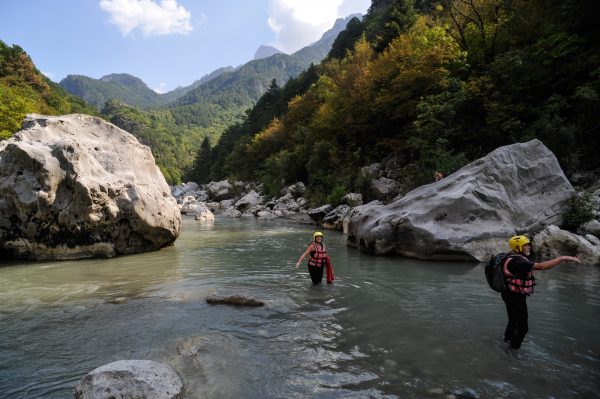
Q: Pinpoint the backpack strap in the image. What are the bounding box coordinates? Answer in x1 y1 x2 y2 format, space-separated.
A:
502 256 514 277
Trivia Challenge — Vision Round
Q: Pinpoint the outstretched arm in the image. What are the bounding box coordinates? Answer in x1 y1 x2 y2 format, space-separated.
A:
533 255 580 271
295 245 312 269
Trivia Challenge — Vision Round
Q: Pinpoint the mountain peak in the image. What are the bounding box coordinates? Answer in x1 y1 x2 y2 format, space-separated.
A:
99 73 149 89
254 45 285 60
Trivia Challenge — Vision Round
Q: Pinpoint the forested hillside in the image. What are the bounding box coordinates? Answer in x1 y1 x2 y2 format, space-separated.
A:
187 0 600 205
169 15 357 127
59 67 236 110
0 41 96 139
47 16 356 184
60 73 167 110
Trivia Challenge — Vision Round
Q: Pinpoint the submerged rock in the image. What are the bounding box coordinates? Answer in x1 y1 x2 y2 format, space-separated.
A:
346 140 575 261
169 335 247 398
0 114 181 260
206 295 264 307
74 360 183 399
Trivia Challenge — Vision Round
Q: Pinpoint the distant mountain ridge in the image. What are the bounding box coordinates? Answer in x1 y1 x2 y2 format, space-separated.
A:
59 15 357 113
59 67 236 110
53 14 360 183
160 66 236 103
171 15 357 112
60 73 164 110
254 45 284 60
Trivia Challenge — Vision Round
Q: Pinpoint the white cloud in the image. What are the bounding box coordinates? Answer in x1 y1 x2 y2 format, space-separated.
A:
153 82 169 93
99 0 193 36
42 71 55 79
267 0 370 53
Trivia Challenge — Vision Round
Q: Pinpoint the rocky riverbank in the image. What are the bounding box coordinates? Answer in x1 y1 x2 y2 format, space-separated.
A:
0 114 597 264
173 140 600 264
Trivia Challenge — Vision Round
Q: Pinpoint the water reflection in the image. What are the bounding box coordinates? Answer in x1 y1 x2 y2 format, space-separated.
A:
0 245 182 312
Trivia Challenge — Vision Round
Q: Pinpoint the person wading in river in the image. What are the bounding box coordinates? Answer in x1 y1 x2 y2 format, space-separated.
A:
501 235 580 349
295 231 334 284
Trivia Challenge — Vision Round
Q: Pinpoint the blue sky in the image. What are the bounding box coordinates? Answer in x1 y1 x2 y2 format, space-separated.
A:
0 0 370 93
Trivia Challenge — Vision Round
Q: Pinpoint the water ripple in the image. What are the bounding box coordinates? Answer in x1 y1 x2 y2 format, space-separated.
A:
0 218 598 398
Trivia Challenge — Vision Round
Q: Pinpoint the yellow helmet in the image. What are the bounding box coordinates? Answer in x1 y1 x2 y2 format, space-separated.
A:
509 235 530 253
313 231 324 240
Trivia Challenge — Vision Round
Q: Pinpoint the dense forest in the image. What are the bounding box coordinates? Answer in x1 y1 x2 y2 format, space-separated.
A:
186 0 600 205
2 0 599 195
0 41 96 139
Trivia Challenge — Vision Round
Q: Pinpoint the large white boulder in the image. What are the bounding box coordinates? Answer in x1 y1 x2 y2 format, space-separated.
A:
346 140 575 261
0 114 181 260
75 360 183 399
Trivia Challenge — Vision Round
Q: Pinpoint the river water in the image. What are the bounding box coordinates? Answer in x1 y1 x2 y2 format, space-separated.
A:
0 217 598 398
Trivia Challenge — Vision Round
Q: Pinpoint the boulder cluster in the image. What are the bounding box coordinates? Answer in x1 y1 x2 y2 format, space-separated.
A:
171 179 369 228
173 140 600 264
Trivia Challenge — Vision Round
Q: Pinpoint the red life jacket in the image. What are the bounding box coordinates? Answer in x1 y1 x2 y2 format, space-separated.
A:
503 255 536 295
308 242 327 267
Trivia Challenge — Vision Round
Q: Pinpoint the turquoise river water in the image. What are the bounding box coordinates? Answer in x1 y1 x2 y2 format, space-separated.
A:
0 217 598 398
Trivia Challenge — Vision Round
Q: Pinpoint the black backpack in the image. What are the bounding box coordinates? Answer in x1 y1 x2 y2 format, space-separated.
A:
485 253 511 292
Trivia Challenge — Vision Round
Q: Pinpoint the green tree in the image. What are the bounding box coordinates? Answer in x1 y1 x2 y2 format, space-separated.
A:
186 136 213 183
364 0 417 52
328 17 366 60
0 85 37 138
0 40 96 139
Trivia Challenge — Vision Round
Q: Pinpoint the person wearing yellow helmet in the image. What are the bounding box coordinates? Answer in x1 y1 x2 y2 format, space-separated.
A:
295 231 329 284
500 235 580 349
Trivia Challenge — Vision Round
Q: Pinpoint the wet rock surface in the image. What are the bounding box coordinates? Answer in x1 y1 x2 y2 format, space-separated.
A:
205 295 265 307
